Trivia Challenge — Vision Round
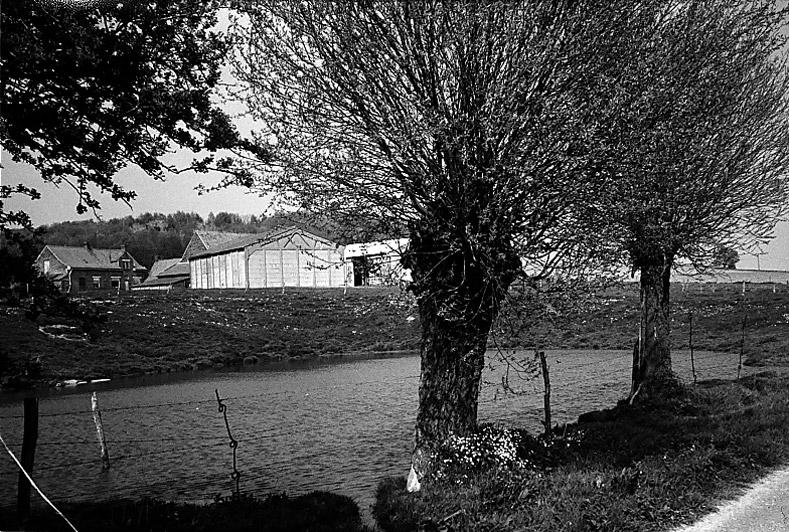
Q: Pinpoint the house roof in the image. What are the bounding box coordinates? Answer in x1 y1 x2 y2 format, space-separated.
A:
45 245 146 271
189 225 337 259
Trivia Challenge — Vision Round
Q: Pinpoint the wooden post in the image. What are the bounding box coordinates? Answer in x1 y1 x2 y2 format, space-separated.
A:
538 351 551 439
689 312 697 384
738 314 747 380
17 397 38 523
91 392 110 470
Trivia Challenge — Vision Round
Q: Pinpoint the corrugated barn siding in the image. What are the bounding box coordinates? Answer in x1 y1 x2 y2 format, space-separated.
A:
190 230 346 289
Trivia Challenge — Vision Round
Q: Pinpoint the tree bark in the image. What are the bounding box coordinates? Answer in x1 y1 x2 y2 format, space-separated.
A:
403 222 520 485
410 293 494 480
633 258 677 397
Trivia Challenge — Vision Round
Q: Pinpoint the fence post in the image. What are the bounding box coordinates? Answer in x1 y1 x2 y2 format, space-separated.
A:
538 351 551 439
17 397 39 524
91 392 111 471
738 314 747 380
215 389 241 499
689 312 697 384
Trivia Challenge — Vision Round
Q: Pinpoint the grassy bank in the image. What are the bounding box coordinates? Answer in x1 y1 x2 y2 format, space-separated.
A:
0 492 372 532
0 288 421 383
1 283 787 385
495 282 789 367
374 371 789 531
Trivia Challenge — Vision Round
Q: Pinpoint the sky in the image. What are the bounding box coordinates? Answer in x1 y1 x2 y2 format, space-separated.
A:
2 4 788 272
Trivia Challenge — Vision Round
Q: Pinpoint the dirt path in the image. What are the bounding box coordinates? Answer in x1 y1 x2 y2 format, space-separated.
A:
673 466 789 532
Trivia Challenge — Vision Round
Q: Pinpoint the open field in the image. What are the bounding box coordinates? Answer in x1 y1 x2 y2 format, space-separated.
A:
1 283 787 385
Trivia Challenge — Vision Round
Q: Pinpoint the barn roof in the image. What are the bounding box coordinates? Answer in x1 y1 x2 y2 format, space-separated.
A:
138 258 190 287
159 261 191 277
195 230 255 249
189 225 338 259
147 258 182 279
45 245 146 271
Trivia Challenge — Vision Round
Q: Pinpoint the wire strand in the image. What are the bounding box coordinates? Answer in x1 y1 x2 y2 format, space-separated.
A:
0 427 80 532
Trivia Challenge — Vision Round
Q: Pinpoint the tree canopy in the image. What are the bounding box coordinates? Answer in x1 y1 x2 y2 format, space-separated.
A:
230 0 658 481
590 0 789 394
0 0 266 230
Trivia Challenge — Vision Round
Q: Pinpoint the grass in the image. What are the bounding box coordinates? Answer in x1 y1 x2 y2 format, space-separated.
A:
0 287 421 384
0 492 373 532
494 282 789 366
2 283 788 385
373 371 789 531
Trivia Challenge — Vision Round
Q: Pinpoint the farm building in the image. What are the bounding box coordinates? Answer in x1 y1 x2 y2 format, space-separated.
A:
181 230 254 261
34 243 147 294
133 258 191 291
188 225 349 289
344 238 411 286
134 230 254 291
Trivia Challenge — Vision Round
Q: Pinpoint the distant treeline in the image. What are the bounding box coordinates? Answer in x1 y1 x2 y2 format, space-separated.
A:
37 211 303 268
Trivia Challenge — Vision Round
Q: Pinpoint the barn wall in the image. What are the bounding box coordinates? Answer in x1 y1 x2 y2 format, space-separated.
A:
189 231 349 289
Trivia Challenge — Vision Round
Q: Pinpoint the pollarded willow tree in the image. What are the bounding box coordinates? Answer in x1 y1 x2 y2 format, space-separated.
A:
229 1 657 480
589 1 789 397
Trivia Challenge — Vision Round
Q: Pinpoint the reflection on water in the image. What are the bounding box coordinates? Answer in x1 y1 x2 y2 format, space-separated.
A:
0 350 756 512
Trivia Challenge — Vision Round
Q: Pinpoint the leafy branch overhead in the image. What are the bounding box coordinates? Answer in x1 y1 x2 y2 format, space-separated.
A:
0 0 268 225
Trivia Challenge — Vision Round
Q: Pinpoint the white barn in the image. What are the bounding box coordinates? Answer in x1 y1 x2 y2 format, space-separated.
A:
344 238 411 286
188 225 349 289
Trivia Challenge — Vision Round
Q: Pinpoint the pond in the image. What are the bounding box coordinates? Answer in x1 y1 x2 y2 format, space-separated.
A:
0 349 756 515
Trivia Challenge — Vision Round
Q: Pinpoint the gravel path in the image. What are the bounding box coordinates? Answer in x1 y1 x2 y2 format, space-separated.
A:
673 466 789 532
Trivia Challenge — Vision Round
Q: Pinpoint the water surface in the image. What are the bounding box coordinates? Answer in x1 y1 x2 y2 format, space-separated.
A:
0 349 756 512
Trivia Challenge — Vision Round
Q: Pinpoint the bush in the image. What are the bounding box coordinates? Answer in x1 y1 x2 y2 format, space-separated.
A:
3 492 372 532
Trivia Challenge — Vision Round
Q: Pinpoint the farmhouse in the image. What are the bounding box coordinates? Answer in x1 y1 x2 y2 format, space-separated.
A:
188 225 349 289
35 243 147 294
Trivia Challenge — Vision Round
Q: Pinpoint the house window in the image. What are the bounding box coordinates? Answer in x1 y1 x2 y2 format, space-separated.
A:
121 258 132 270
78 277 86 291
132 276 142 285
111 276 120 289
43 260 50 274
92 276 101 289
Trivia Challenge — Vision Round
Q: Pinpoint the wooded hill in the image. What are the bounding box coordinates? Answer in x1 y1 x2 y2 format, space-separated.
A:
36 211 330 269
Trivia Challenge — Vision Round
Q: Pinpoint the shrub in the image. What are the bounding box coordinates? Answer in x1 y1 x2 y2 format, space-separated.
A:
4 492 372 532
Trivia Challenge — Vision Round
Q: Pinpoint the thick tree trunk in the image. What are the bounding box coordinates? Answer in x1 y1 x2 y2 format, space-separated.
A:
633 259 677 398
410 294 493 484
403 223 520 488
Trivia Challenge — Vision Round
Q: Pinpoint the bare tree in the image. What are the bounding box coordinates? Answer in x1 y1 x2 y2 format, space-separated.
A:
590 1 789 397
229 1 649 481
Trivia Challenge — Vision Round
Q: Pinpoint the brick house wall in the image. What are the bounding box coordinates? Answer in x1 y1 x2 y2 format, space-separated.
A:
34 247 144 294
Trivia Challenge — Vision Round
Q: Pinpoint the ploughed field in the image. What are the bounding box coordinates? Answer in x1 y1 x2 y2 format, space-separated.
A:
1 283 788 383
